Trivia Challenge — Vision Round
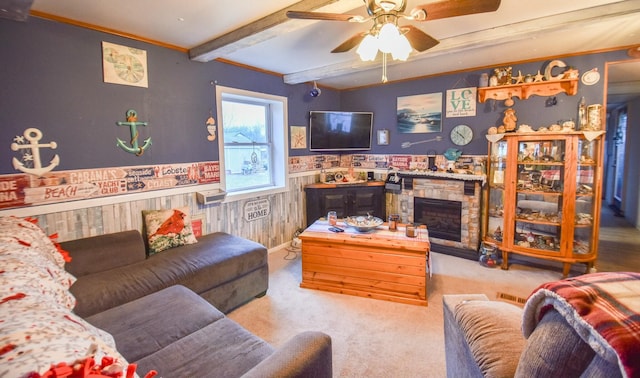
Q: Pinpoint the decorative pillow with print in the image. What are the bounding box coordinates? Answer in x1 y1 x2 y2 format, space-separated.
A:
143 207 198 255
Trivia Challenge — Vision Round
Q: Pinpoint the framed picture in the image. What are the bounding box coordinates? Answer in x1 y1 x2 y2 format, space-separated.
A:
102 41 148 88
377 129 389 145
397 92 442 133
290 126 307 149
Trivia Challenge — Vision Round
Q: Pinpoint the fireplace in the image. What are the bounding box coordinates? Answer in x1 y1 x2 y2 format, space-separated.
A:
390 174 484 260
415 198 462 242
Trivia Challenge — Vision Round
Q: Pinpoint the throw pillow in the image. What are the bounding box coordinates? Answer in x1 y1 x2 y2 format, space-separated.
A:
142 207 198 255
454 300 526 377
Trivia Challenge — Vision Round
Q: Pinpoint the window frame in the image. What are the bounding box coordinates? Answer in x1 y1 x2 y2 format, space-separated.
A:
215 85 289 201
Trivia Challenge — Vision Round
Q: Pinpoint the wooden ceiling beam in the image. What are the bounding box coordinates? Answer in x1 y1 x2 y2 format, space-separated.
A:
189 0 360 62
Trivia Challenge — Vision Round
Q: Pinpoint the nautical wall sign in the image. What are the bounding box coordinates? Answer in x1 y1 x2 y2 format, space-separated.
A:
243 198 271 222
0 161 219 211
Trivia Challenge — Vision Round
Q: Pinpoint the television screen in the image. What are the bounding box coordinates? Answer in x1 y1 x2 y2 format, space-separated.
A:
309 111 373 151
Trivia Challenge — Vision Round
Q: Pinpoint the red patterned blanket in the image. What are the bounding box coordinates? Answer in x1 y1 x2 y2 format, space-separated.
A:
522 272 640 378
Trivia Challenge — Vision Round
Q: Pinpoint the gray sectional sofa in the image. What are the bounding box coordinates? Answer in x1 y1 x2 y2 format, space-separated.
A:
60 230 333 377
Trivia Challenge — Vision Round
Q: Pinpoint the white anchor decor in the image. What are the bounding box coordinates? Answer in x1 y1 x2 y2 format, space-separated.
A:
11 128 60 177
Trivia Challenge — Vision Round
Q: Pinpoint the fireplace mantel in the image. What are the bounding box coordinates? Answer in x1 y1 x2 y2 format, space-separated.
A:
398 170 486 185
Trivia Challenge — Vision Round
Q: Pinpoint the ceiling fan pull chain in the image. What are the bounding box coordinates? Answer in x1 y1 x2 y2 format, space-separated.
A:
382 53 388 83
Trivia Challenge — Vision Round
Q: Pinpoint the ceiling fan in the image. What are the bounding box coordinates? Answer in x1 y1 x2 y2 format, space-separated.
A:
287 0 501 56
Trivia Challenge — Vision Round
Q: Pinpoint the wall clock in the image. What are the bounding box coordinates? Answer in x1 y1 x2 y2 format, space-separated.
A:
450 124 473 146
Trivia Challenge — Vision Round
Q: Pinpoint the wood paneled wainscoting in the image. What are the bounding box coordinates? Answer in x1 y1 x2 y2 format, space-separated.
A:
9 174 318 249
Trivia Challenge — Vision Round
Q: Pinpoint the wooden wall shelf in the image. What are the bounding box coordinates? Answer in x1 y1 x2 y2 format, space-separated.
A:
477 79 578 103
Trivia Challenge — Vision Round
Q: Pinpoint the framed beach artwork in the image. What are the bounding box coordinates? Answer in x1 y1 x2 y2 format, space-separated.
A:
397 92 442 133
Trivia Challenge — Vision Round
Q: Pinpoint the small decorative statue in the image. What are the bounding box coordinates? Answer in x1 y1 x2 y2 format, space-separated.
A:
443 148 462 172
494 66 512 85
502 108 517 132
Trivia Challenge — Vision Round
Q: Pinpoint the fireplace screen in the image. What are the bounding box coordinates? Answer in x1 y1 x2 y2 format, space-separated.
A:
415 198 462 242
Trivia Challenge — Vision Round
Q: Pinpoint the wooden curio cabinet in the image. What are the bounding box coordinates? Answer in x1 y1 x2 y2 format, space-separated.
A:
483 131 605 276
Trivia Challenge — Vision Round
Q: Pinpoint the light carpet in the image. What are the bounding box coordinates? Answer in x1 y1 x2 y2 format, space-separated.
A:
227 248 562 377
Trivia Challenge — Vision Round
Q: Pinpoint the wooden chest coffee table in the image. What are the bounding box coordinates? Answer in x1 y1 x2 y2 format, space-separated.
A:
299 219 430 306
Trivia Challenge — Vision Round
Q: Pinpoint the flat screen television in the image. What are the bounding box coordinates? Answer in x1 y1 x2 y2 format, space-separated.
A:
309 111 373 151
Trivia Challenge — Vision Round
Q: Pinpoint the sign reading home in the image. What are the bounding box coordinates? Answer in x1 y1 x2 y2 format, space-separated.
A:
244 199 271 222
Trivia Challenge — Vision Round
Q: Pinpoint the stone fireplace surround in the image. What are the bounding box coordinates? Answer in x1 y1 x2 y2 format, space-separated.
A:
393 174 484 260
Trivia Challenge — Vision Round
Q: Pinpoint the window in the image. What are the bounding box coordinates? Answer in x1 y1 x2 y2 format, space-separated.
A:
215 86 288 199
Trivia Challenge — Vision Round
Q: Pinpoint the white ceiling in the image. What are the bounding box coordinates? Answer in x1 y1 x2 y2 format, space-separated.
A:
28 0 640 92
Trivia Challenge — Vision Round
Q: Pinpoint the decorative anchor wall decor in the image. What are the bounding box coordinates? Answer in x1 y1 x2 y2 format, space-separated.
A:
11 128 60 177
116 109 151 156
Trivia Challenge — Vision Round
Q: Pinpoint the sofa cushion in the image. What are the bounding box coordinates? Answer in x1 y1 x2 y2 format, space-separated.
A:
69 259 167 317
86 285 225 362
142 207 198 255
515 309 604 377
443 294 489 378
62 230 147 277
134 317 275 377
146 232 267 295
454 299 526 378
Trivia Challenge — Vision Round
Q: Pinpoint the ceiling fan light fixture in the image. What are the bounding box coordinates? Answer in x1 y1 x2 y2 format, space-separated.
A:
391 34 412 61
356 34 379 61
378 22 400 53
375 0 400 12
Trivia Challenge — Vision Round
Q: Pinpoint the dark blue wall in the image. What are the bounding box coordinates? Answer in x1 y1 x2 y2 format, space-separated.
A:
0 17 340 173
342 51 629 156
0 16 632 174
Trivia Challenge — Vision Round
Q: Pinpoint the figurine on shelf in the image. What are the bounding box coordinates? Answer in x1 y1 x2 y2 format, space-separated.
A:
502 108 517 132
493 226 503 241
494 67 512 85
512 70 524 84
534 70 545 82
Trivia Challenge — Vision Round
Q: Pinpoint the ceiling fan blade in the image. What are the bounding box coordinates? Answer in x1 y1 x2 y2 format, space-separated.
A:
286 10 358 22
414 0 500 21
331 32 368 53
402 25 439 52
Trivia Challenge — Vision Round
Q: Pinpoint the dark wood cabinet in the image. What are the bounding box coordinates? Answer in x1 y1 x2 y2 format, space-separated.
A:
304 182 386 227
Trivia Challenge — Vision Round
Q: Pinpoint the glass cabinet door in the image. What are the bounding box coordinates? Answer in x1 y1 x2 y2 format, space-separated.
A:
574 137 598 255
487 140 507 242
513 139 565 253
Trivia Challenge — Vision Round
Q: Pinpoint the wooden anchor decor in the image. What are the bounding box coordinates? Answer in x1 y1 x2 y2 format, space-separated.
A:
11 128 60 177
116 109 151 156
